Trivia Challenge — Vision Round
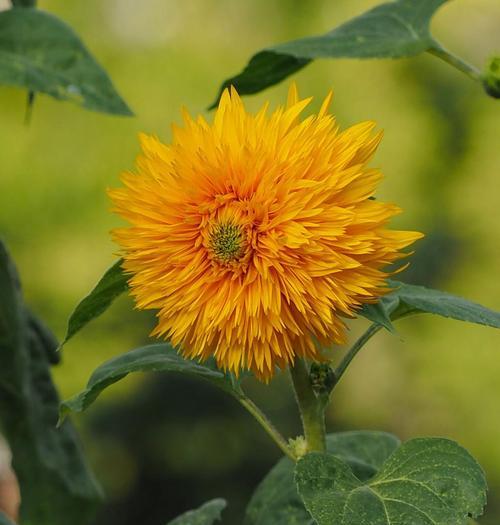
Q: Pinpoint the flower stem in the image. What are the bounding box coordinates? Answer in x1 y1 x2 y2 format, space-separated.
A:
237 395 296 461
427 44 481 82
333 323 382 388
290 358 326 453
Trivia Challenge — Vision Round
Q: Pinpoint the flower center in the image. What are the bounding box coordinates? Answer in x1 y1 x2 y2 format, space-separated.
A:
209 222 244 263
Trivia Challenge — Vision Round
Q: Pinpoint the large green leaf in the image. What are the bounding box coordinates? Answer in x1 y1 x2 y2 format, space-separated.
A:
60 343 238 421
361 279 500 332
60 259 129 348
0 241 102 525
244 431 400 525
167 499 227 525
296 438 487 525
0 9 132 115
211 0 448 105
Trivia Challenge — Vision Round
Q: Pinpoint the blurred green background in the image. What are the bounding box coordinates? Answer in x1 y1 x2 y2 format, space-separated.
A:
1 0 499 523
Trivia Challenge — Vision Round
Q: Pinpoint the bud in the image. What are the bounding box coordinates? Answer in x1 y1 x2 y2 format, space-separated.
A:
482 56 500 99
310 363 336 398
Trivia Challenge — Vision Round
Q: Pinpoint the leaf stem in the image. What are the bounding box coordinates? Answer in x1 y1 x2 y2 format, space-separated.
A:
427 44 481 82
333 323 382 388
237 395 296 461
290 358 326 453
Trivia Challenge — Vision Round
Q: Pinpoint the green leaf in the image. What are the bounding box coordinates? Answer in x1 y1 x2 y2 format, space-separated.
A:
245 455 314 525
359 300 396 333
60 258 129 348
0 240 102 525
0 9 132 115
60 343 237 421
244 431 400 525
209 52 309 109
167 499 227 525
296 437 487 525
212 0 448 104
361 279 500 331
326 431 401 480
273 0 447 59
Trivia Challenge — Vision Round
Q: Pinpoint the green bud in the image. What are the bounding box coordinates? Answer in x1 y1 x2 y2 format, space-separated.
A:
482 56 500 99
310 363 336 397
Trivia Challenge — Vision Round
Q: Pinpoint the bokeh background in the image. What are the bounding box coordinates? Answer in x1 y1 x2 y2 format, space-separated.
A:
1 0 499 523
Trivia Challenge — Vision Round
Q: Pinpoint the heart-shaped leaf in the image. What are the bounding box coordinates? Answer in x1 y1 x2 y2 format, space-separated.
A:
296 438 487 525
245 431 400 525
361 279 500 332
211 0 448 106
0 9 132 115
60 259 128 348
166 499 227 525
60 343 239 421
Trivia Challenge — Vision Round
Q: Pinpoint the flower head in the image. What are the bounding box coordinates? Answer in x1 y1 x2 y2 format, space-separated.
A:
109 85 422 381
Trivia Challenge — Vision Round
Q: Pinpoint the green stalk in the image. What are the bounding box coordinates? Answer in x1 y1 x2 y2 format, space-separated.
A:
427 44 481 82
334 323 382 388
237 395 296 461
290 358 326 453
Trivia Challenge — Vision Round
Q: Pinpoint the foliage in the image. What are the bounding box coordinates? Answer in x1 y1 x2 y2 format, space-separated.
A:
0 241 102 525
59 343 237 421
0 6 131 115
211 0 492 106
361 279 500 332
296 438 486 525
60 259 128 348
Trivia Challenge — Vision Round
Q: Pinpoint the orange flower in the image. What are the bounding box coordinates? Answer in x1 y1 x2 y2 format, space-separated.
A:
109 85 422 381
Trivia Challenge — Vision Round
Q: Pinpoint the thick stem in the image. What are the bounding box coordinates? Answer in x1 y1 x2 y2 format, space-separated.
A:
427 44 481 82
334 323 382 388
237 396 296 461
290 359 326 453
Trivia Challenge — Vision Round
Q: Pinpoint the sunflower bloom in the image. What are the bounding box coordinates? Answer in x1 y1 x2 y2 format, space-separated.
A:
109 85 422 381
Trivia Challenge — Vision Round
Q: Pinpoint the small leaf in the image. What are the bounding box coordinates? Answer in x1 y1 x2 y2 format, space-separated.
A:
60 259 128 348
296 438 487 525
212 0 448 103
209 52 309 109
167 499 227 525
60 344 237 421
361 279 500 330
0 9 132 115
359 299 397 333
244 431 400 525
